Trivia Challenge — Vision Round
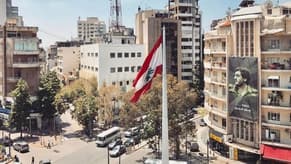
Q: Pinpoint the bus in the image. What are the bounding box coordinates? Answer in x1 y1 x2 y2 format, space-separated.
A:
96 127 121 147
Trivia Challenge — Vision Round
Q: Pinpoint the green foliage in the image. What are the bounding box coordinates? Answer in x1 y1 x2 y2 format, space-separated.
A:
10 79 32 137
72 95 98 135
37 71 61 120
60 78 99 135
135 74 198 159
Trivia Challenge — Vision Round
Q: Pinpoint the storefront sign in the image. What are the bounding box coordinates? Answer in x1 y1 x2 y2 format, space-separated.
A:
210 133 222 143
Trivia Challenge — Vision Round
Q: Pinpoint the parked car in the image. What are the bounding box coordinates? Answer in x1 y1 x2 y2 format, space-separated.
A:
12 141 29 153
124 136 141 147
124 127 140 138
108 138 122 150
109 145 126 157
39 159 51 164
199 119 206 126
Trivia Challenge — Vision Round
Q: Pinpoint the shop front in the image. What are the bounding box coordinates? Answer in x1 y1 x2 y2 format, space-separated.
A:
209 128 229 157
260 144 291 163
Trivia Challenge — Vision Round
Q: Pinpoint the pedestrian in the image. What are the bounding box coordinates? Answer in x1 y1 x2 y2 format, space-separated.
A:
48 141 51 149
14 155 19 162
31 156 35 164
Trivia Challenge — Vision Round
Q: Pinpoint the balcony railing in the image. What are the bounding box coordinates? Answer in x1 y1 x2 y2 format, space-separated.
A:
261 62 291 70
13 62 40 68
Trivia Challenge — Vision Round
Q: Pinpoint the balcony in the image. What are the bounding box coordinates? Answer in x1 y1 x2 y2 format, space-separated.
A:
261 62 291 71
7 77 20 82
14 50 39 55
13 62 40 68
211 62 226 70
261 103 291 110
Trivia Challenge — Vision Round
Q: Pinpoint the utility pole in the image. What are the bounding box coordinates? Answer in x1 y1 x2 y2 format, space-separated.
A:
3 25 7 97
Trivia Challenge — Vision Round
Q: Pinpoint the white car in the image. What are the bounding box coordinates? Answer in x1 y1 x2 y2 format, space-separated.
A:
109 145 126 157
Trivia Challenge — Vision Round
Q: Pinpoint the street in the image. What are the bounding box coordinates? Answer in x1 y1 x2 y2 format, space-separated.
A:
8 111 154 164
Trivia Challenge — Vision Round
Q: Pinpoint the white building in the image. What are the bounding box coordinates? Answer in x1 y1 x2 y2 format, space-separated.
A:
80 40 145 91
77 17 106 43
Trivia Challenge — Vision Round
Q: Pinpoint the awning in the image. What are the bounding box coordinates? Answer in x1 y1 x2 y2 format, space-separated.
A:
261 144 291 163
267 76 280 80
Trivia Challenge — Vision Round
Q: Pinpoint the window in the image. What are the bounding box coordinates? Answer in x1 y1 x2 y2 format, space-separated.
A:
124 67 129 72
110 67 116 73
222 119 226 129
240 120 244 139
88 53 90 56
117 67 122 72
283 9 288 15
131 66 135 72
110 52 115 58
137 66 141 71
95 53 98 57
270 40 280 49
95 67 98 72
131 52 135 57
213 114 218 122
267 9 272 15
117 52 122 58
250 123 254 141
120 81 123 86
236 120 239 138
245 122 249 140
126 81 129 85
268 112 280 121
124 53 129 58
137 52 142 57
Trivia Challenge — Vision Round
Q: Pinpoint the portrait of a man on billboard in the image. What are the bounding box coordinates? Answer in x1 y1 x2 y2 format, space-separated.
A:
228 57 258 121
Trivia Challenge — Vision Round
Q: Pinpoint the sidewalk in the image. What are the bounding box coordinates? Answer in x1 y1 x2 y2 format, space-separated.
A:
196 126 244 164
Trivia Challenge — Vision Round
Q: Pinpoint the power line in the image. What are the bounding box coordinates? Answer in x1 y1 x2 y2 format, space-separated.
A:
38 28 69 41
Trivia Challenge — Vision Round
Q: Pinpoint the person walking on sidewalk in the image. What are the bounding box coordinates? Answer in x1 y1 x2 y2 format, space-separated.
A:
31 156 35 164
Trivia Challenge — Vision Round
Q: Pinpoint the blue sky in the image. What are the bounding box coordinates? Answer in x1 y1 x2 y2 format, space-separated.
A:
13 0 289 48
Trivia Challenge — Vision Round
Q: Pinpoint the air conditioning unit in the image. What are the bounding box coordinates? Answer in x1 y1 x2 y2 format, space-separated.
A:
224 135 233 143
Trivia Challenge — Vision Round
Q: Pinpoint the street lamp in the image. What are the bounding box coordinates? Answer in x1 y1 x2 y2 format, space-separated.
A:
207 140 209 164
26 116 32 137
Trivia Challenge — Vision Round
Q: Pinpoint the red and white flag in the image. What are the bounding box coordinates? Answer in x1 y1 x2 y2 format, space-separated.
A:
130 35 162 103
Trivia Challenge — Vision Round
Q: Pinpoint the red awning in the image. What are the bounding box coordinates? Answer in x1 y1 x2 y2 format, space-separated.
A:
261 144 291 163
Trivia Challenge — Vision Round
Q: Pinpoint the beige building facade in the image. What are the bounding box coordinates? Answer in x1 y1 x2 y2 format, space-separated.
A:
135 10 182 80
204 1 291 163
0 22 40 96
56 46 80 84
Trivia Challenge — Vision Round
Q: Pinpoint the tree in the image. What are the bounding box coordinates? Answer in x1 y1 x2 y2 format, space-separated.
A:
72 95 98 136
60 78 99 135
36 71 61 128
10 79 31 138
98 84 121 128
137 75 198 159
119 90 142 129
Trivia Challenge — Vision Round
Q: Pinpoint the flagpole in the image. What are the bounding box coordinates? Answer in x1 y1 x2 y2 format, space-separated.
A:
162 26 169 164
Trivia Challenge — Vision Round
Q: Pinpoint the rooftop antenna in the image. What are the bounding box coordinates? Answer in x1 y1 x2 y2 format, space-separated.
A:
109 0 122 32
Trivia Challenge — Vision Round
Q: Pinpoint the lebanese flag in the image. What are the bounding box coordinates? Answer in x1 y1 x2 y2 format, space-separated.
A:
130 35 162 103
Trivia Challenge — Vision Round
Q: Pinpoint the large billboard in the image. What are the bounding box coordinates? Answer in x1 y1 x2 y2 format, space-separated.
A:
228 57 258 121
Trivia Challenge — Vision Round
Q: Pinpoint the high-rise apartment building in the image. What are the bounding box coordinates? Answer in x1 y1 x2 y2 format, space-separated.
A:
0 0 23 26
77 17 106 43
169 0 202 84
204 1 291 163
135 9 182 80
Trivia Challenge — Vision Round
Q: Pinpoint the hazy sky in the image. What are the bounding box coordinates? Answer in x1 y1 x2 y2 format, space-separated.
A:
12 0 290 48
